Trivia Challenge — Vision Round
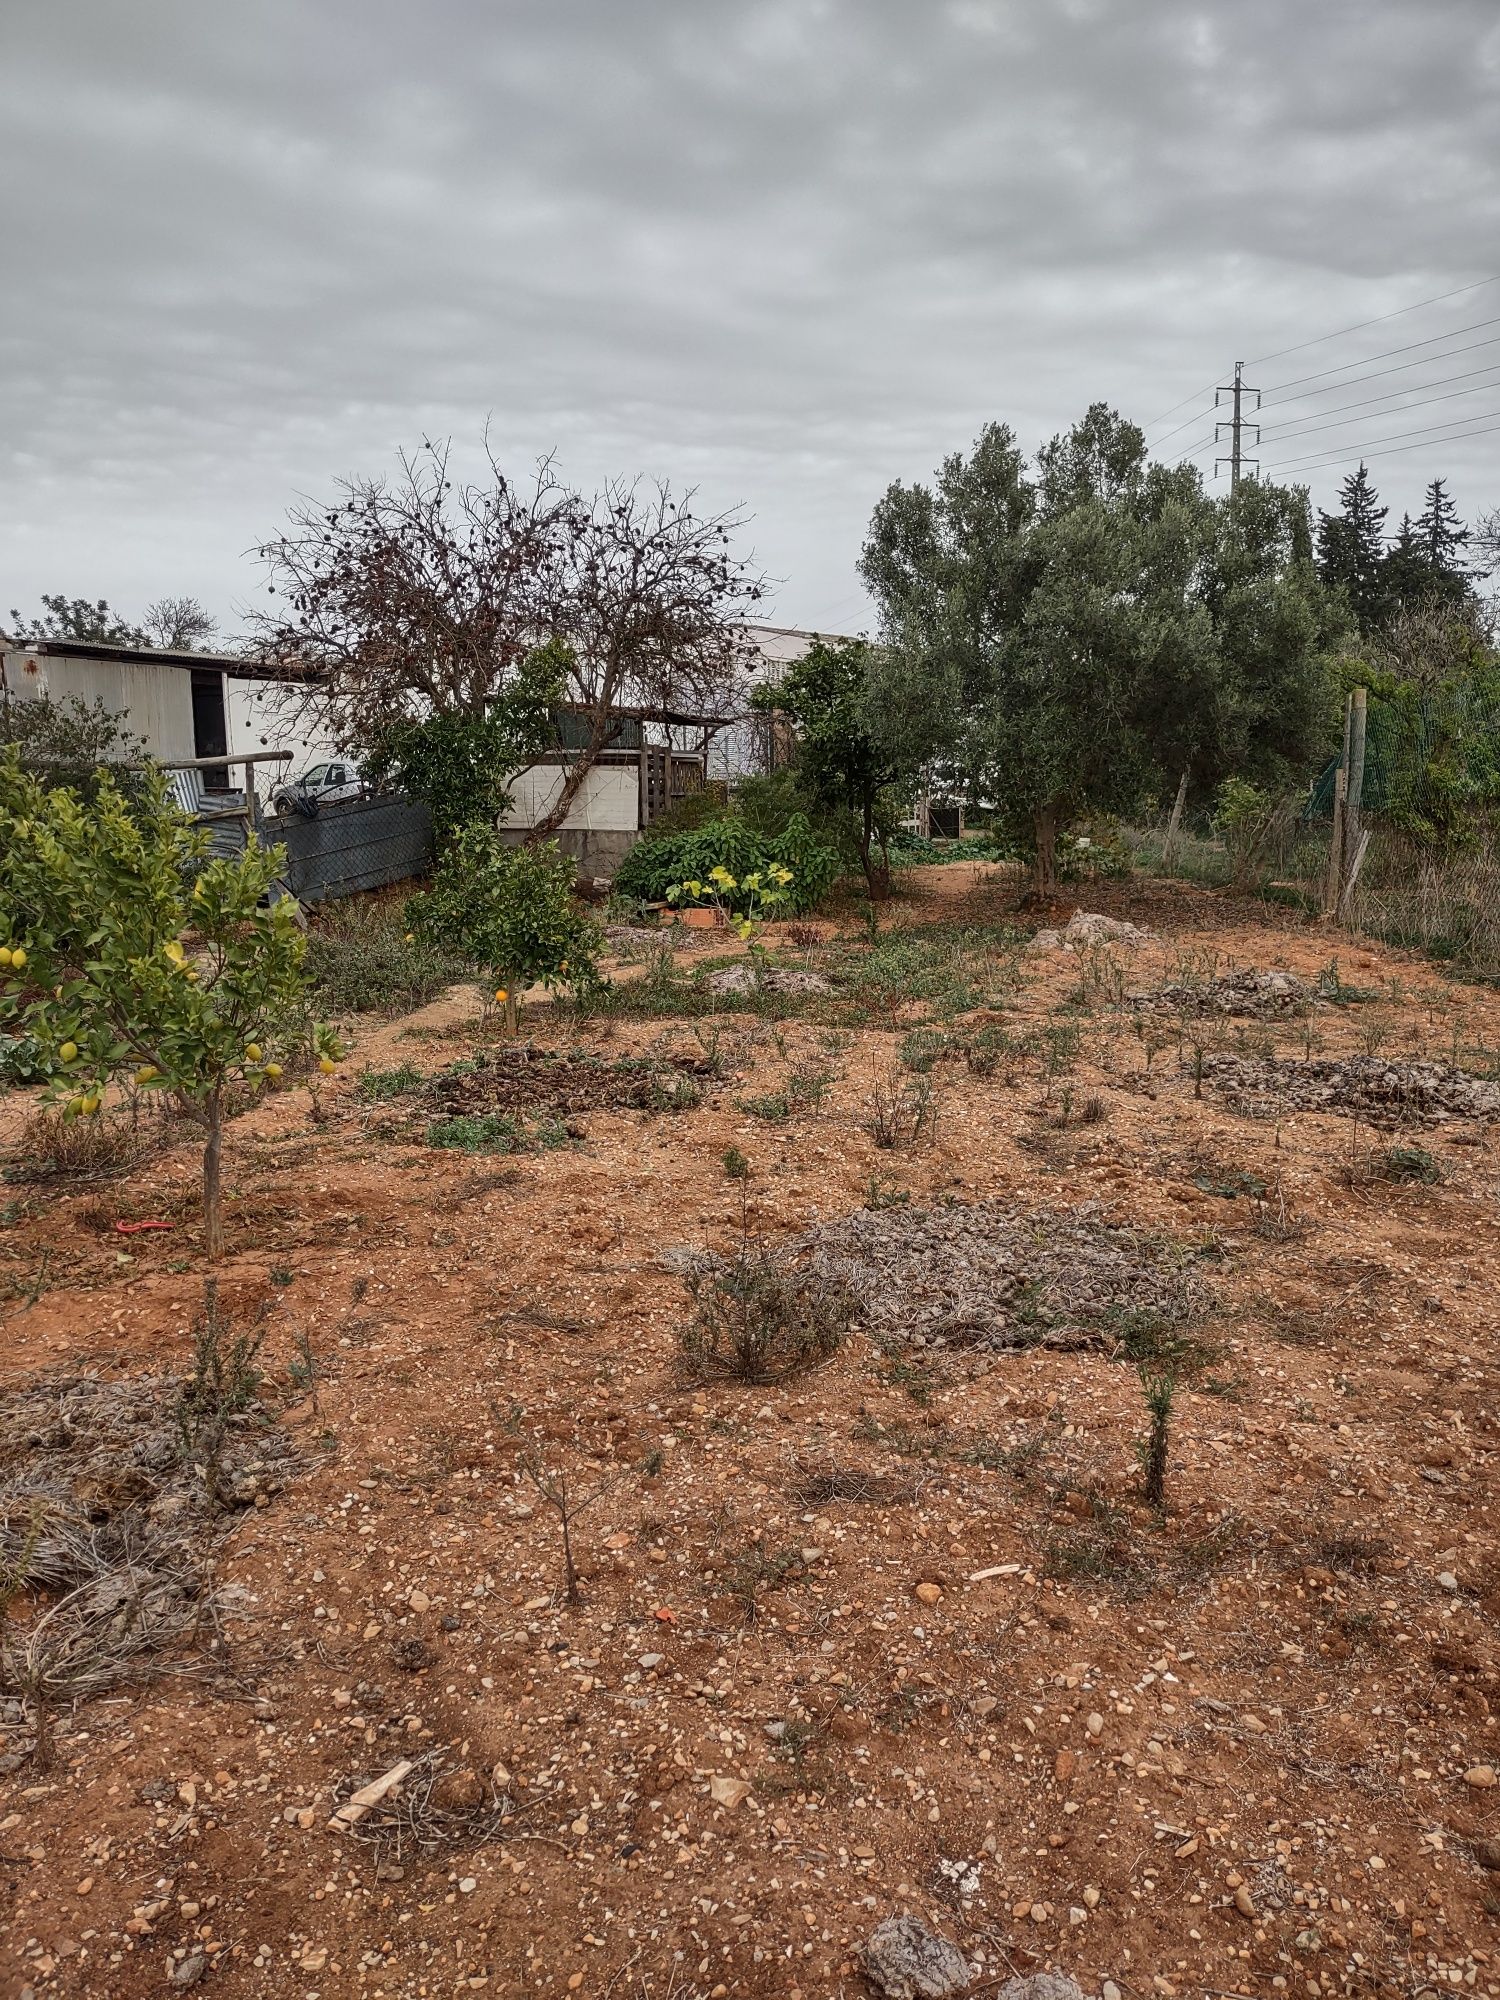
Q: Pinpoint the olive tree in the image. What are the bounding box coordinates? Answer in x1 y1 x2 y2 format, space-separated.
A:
860 403 1339 892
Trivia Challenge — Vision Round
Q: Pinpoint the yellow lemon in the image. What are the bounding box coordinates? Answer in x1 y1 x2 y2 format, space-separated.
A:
318 1056 336 1075
185 967 199 981
66 1094 85 1118
0 947 11 968
246 1042 262 1063
135 1065 158 1085
164 939 185 962
81 1094 101 1116
264 1062 284 1080
9 947 26 971
59 1040 79 1064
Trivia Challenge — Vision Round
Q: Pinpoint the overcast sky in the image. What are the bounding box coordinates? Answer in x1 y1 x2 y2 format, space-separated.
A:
4 0 1498 643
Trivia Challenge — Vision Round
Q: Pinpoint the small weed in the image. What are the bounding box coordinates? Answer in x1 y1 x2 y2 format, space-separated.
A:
722 1540 806 1624
680 1238 857 1385
286 1326 319 1405
867 1072 937 1149
358 1062 425 1102
736 1090 792 1123
862 1171 910 1211
722 1145 751 1181
1137 1367 1177 1508
1191 1165 1268 1200
964 1024 1033 1080
1316 957 1378 1005
269 1266 295 1287
423 1112 570 1154
1382 1143 1444 1185
899 1027 951 1074
878 1354 936 1406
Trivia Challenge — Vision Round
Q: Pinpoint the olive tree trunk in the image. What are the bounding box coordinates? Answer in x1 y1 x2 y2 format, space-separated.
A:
1032 805 1060 897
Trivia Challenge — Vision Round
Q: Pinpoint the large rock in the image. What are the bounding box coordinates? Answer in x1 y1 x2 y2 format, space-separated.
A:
862 1915 971 1998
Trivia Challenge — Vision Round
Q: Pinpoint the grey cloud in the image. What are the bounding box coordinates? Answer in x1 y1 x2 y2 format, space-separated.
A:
3 0 1498 637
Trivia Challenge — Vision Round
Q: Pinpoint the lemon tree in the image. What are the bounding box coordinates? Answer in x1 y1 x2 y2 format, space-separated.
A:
410 825 601 1035
0 751 336 1259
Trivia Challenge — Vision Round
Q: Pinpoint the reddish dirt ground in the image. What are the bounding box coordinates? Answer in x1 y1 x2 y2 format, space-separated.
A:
1 863 1497 2000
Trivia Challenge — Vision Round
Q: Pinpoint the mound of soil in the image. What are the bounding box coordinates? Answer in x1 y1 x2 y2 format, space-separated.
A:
422 1043 716 1117
1130 968 1310 1018
1202 1052 1500 1123
795 1198 1208 1351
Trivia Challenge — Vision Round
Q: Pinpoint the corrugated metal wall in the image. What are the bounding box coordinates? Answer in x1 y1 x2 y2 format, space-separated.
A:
204 794 435 903
272 794 436 903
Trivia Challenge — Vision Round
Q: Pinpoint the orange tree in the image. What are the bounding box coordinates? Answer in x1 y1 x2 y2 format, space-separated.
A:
410 824 602 1034
0 752 335 1258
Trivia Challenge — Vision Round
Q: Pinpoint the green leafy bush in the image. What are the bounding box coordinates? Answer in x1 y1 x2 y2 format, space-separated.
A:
613 813 839 915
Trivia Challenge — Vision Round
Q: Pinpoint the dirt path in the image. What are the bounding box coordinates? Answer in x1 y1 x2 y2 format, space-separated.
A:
1 866 1496 2000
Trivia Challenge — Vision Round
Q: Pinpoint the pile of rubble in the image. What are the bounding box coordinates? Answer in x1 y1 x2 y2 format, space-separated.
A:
1202 1052 1500 1125
794 1198 1207 1352
1027 910 1155 952
1131 968 1310 1019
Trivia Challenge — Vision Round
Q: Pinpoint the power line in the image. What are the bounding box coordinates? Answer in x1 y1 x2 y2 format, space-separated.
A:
1259 408 1500 474
1251 419 1500 481
1256 368 1500 443
1245 273 1500 367
1257 333 1500 415
1260 313 1500 397
1168 428 1221 465
1141 381 1219 433
1148 402 1219 450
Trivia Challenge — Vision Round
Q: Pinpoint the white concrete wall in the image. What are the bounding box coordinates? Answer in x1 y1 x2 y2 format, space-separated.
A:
224 677 342 796
1 648 197 761
501 760 639 833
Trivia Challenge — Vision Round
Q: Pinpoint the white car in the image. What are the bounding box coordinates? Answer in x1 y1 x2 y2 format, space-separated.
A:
283 758 365 810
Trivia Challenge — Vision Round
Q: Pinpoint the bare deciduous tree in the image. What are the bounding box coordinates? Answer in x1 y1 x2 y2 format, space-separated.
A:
142 597 218 651
536 478 768 837
252 437 766 835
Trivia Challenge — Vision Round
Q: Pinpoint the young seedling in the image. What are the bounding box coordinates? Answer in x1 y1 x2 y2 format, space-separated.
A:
519 1449 619 1607
175 1280 268 1513
1137 1366 1177 1510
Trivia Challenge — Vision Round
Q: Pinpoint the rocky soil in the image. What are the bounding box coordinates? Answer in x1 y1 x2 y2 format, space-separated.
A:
0 864 1496 2000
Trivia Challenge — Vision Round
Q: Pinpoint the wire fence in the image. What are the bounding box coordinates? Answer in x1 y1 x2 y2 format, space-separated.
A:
1134 681 1500 978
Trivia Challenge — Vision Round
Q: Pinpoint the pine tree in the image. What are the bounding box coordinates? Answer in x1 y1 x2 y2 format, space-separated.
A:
1414 477 1471 579
1315 464 1388 631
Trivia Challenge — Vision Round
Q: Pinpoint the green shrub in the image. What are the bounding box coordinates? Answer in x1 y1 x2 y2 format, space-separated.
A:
306 901 468 1014
613 813 839 916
